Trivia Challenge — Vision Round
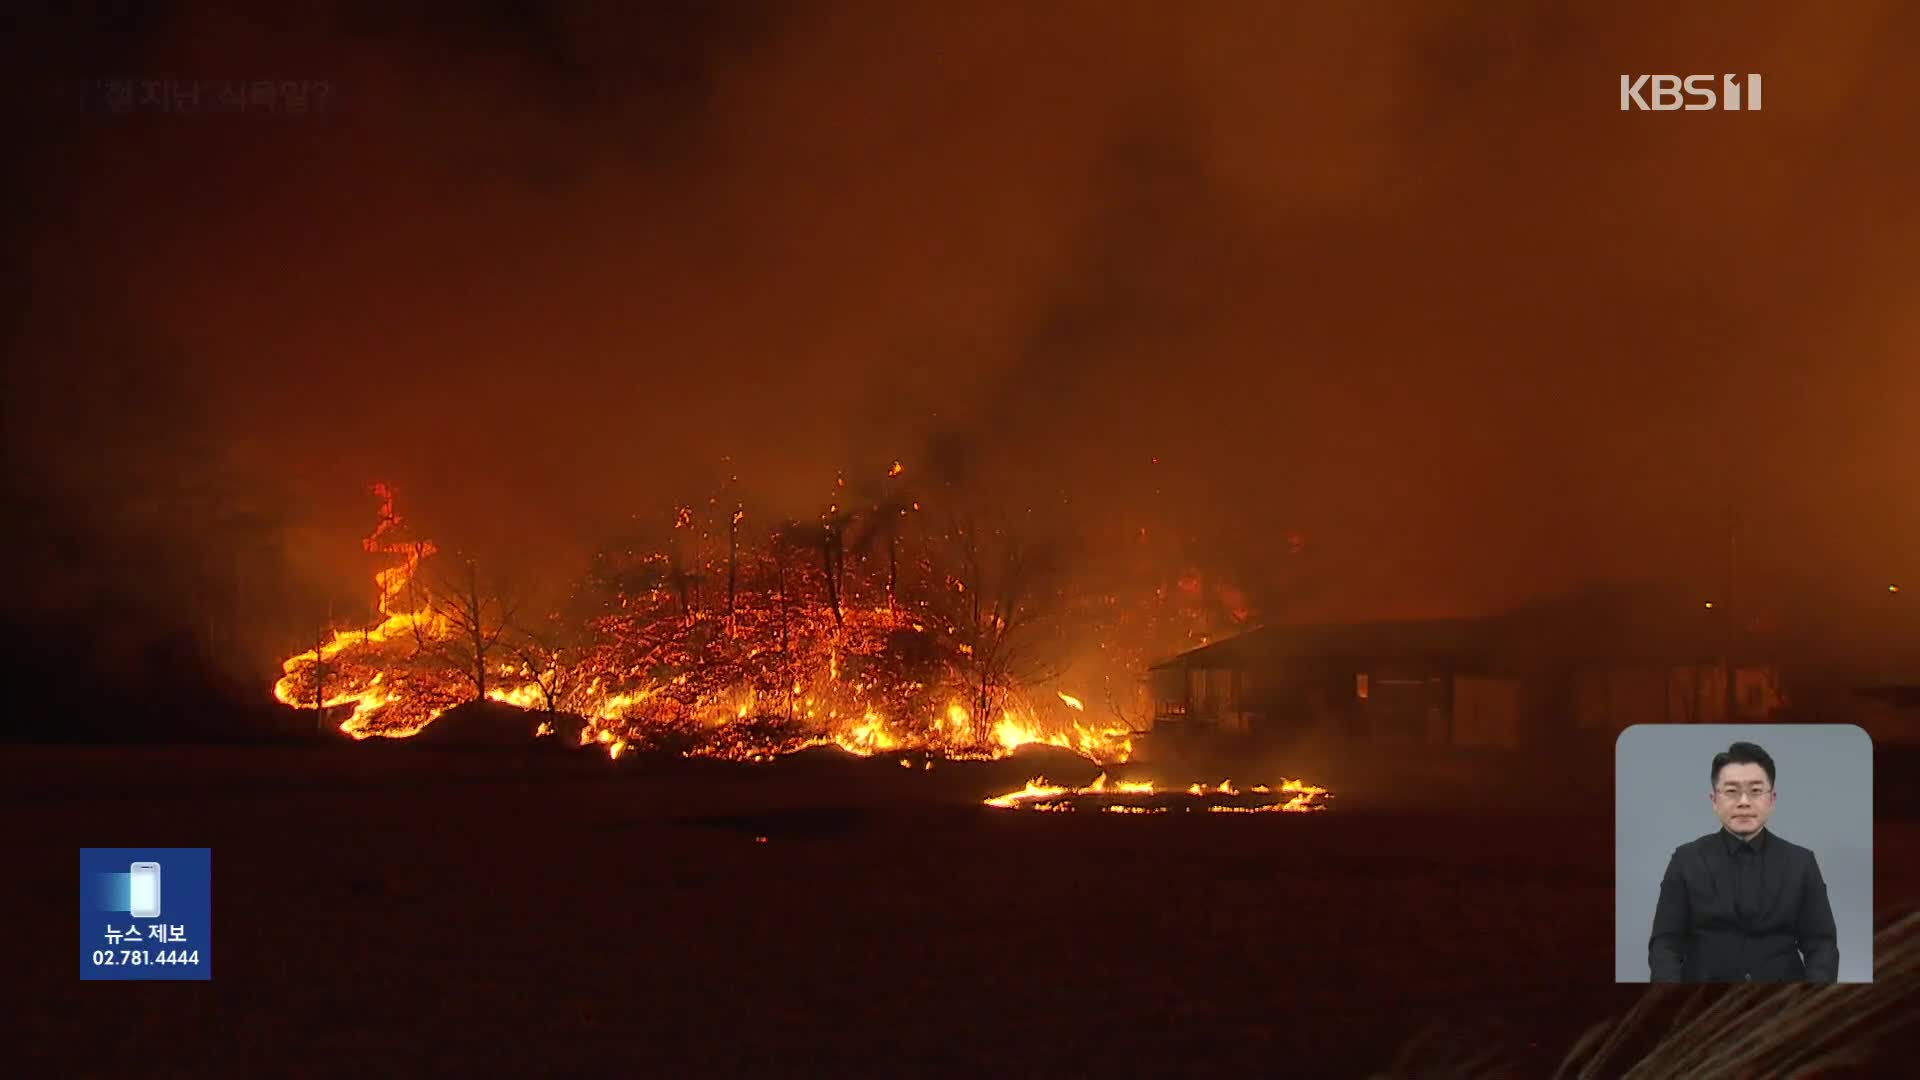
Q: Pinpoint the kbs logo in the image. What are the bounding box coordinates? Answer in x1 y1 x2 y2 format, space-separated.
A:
1620 74 1762 111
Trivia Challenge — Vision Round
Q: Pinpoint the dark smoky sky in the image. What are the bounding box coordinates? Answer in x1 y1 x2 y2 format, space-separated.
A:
9 0 1920 624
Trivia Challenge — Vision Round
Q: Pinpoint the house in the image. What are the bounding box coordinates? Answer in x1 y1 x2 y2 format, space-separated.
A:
1139 583 1786 759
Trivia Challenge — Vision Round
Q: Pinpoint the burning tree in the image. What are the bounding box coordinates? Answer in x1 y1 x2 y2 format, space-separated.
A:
495 592 595 720
934 508 1068 744
420 553 520 705
839 461 915 610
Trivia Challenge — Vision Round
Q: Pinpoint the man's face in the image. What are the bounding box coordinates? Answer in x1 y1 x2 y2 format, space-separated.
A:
1711 762 1776 837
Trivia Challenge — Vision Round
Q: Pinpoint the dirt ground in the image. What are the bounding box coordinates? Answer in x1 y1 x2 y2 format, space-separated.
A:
6 743 1916 1077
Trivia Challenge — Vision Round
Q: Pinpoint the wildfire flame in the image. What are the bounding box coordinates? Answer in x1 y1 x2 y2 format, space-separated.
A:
272 484 453 738
984 774 1330 814
274 485 1137 765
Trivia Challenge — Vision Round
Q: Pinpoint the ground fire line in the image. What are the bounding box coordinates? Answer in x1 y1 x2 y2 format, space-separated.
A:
982 774 1331 813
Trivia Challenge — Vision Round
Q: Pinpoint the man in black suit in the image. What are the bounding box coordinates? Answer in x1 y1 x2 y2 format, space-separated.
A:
1647 740 1839 982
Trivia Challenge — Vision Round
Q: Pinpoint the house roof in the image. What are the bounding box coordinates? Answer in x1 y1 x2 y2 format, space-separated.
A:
1148 616 1506 671
1150 583 1744 671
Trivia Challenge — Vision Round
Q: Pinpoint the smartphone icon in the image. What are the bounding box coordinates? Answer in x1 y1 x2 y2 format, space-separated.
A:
129 861 162 918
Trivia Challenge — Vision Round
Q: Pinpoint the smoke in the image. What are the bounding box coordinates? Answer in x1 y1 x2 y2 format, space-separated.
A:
6 1 1920 712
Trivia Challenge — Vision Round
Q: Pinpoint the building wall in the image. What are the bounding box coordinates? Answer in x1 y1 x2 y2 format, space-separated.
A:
1355 664 1448 742
1575 667 1670 731
1735 666 1783 717
1147 652 1792 751
1453 675 1523 749
1564 663 1783 733
1187 667 1243 716
1148 667 1187 725
1667 665 1722 723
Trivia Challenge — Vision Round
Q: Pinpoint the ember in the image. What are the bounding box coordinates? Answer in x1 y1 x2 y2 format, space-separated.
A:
984 774 1332 813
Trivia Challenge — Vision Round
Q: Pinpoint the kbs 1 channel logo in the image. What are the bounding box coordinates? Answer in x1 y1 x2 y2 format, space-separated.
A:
1620 74 1763 112
79 848 212 980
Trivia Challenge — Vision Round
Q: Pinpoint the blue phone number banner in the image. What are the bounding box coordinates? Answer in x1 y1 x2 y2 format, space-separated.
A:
79 848 212 980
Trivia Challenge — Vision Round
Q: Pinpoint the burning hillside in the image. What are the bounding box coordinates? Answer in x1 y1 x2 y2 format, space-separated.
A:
274 477 1249 765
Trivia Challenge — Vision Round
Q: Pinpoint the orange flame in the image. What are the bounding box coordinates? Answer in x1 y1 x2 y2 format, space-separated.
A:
984 773 1329 813
274 485 1169 768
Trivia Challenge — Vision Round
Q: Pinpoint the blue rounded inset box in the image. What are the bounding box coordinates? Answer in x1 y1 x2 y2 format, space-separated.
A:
79 848 212 980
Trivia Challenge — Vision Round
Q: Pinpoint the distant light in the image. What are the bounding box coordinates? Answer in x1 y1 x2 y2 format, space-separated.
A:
1703 601 1714 609
1891 584 1902 594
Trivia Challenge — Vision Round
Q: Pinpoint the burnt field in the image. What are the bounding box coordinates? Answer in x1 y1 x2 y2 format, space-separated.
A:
8 743 1919 1077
